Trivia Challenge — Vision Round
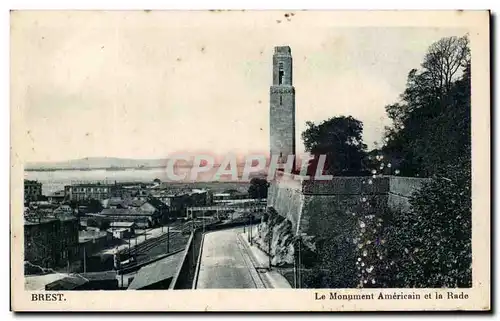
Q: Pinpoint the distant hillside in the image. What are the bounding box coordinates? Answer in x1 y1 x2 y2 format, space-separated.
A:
25 156 261 171
25 157 170 170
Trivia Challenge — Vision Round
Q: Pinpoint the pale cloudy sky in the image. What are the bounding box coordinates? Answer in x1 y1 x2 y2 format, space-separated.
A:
11 11 466 162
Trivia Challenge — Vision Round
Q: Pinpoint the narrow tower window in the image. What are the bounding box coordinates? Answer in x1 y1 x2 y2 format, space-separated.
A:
278 62 284 85
279 95 282 105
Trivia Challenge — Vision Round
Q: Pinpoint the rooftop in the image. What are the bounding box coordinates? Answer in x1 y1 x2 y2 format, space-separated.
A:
44 275 87 290
78 230 108 239
79 230 109 241
214 193 231 197
48 190 66 197
80 271 117 281
110 222 136 228
24 180 41 185
25 273 69 291
127 251 184 290
99 208 154 216
24 216 59 226
66 182 115 187
107 227 129 233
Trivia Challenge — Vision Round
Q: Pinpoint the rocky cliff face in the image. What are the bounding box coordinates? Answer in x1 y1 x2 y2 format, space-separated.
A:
254 209 316 267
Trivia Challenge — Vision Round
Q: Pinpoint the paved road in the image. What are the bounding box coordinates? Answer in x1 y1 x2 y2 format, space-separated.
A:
195 228 263 289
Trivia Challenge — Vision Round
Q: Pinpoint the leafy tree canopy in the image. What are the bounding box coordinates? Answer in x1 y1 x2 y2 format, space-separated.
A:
382 35 470 177
248 177 269 199
301 116 368 176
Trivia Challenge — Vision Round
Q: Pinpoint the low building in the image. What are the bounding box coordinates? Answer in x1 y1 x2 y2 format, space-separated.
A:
45 271 119 290
25 273 69 290
53 205 74 216
91 208 161 228
109 221 137 230
24 180 42 204
100 197 170 224
213 191 249 202
157 190 210 218
108 228 132 239
28 201 58 211
108 222 137 239
47 190 66 203
78 230 114 264
101 197 131 209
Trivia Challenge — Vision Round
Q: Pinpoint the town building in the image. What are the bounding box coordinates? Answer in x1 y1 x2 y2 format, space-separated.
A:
89 208 161 228
64 182 115 201
77 229 118 272
78 229 113 256
100 196 170 224
24 213 79 271
24 180 42 204
108 222 137 239
213 191 249 202
44 271 119 290
53 205 75 217
47 190 66 203
152 189 212 218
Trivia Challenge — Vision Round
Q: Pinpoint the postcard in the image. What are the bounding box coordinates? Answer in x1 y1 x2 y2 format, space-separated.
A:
10 10 490 311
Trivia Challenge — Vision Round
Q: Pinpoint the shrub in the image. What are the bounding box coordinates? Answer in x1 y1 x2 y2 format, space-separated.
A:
382 159 471 287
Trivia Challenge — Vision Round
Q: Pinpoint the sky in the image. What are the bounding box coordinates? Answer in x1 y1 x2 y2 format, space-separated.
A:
11 11 467 163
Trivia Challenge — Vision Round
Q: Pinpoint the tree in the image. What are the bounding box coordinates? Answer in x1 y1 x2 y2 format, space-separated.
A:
382 157 471 287
87 218 99 228
301 116 368 176
248 178 269 199
382 35 471 177
99 220 110 231
85 199 103 213
153 178 161 184
224 189 240 196
375 35 472 288
420 35 470 96
36 195 48 202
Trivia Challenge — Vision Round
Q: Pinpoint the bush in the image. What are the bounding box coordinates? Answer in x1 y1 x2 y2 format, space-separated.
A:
382 159 471 287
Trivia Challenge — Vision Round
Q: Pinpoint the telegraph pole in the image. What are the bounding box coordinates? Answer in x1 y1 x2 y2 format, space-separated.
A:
113 247 123 288
294 244 297 288
249 215 253 245
83 246 87 273
298 236 302 289
268 238 272 270
67 252 70 274
191 219 195 266
167 212 170 253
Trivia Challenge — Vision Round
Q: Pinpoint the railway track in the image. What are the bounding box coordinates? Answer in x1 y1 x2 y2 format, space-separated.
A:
119 225 183 257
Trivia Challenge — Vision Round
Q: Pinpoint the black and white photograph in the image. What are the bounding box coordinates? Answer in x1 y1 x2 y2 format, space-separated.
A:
10 10 490 311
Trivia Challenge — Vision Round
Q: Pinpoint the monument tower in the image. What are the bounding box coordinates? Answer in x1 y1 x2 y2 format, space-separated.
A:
270 46 296 168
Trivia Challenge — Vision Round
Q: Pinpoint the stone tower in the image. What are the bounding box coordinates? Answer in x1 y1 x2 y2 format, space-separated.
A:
270 46 296 167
